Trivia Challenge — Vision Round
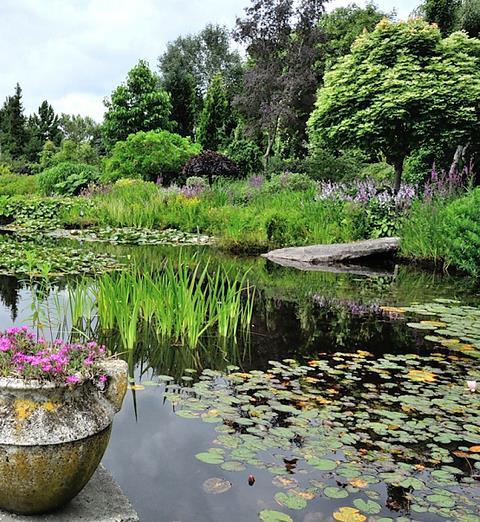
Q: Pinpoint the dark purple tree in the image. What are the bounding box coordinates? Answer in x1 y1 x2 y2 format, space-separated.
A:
234 0 326 162
182 150 240 185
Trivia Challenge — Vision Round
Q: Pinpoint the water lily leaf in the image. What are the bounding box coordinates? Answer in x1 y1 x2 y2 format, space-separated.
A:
352 499 381 514
332 507 367 522
426 494 455 508
221 461 246 472
324 486 349 499
258 510 293 522
202 477 231 494
195 452 224 465
311 458 337 471
274 491 307 510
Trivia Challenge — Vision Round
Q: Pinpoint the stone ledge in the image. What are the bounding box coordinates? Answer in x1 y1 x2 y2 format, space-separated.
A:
0 466 139 522
262 237 400 268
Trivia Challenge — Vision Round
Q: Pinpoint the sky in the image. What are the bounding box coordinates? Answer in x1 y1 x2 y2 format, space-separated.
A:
0 0 419 122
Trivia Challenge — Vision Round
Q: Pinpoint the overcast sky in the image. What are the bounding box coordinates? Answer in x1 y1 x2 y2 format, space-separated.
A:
0 0 419 121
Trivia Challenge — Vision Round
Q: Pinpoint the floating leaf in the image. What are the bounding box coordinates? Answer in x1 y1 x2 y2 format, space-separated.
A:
275 491 307 510
258 510 293 522
332 507 367 522
195 452 224 465
352 499 381 515
324 486 349 499
202 477 231 494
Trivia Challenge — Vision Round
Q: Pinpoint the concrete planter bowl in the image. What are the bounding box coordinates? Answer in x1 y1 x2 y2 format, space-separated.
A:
0 359 128 515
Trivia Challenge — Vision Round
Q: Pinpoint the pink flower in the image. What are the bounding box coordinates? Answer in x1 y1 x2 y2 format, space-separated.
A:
98 375 108 383
0 338 12 352
66 375 81 384
467 380 477 393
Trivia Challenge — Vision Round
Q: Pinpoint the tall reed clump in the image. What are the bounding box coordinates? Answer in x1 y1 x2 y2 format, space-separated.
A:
59 256 255 352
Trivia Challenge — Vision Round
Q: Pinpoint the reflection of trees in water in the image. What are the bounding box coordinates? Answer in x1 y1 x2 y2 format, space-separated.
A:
0 276 21 321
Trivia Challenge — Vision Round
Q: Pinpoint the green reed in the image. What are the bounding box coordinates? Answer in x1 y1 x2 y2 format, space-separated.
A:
45 256 255 353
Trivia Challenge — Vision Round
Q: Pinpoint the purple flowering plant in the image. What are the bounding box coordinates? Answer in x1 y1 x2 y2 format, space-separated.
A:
0 327 108 386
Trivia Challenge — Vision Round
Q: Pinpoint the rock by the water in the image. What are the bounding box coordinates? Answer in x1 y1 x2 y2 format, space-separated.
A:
262 237 400 269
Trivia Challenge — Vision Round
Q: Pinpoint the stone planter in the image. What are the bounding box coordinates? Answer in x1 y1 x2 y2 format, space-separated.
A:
0 359 128 515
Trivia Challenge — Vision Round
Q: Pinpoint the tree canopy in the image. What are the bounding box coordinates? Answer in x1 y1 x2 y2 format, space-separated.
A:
308 19 480 190
103 60 172 149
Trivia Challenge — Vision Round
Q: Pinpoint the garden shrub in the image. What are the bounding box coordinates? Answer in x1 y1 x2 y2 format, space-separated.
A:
403 148 434 185
182 151 240 185
38 162 100 196
39 140 100 171
266 172 316 193
224 138 263 175
103 130 200 184
305 147 368 181
186 176 208 189
358 163 394 184
441 188 480 277
0 174 39 196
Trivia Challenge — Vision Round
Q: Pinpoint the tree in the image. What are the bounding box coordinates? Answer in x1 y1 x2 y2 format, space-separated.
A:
158 24 243 136
234 0 326 162
459 0 480 37
0 83 28 161
197 74 231 151
317 2 391 75
421 0 461 36
103 60 172 149
59 114 102 145
26 101 62 160
308 20 480 191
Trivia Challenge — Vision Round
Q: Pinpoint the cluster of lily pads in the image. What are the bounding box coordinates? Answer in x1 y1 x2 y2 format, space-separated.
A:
0 236 121 277
50 227 212 246
163 351 480 521
384 299 480 359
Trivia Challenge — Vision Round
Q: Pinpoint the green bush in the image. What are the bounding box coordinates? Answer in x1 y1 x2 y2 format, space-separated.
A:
103 130 201 184
0 174 39 196
305 148 368 181
358 163 394 184
442 188 480 277
403 148 434 185
224 138 263 175
266 172 316 193
39 140 100 171
38 162 100 196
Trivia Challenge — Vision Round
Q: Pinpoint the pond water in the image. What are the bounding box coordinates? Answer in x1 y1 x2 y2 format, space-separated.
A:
1 245 479 522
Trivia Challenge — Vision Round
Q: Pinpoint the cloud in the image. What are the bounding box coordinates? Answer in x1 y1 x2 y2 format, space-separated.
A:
0 0 419 121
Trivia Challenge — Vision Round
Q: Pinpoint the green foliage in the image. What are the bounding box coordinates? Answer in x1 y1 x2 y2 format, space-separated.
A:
306 147 368 181
441 188 480 277
403 148 434 185
38 162 100 196
0 83 28 161
318 2 390 73
197 73 231 151
358 162 394 184
223 136 263 176
267 173 316 193
39 139 99 171
103 60 172 149
26 101 62 161
58 114 102 145
459 0 480 37
422 0 461 36
308 19 480 190
103 130 200 184
400 199 447 265
0 174 39 196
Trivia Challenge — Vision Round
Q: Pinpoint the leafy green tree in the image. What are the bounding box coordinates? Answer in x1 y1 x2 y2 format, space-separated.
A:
59 114 102 145
318 2 391 74
103 130 201 184
162 68 198 137
103 60 172 149
0 83 28 161
39 139 99 171
26 101 62 160
197 74 231 151
158 24 243 137
459 0 480 37
421 0 461 36
308 19 480 191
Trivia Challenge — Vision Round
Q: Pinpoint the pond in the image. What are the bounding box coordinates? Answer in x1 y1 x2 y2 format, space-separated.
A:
0 244 479 522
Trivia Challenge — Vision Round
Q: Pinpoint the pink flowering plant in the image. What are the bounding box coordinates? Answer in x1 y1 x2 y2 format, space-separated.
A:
0 326 108 386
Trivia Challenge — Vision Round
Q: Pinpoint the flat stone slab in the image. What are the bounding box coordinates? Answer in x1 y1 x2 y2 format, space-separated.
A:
0 466 139 522
262 237 400 268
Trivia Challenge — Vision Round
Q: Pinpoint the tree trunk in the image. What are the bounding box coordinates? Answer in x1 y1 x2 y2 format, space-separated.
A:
393 158 404 193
